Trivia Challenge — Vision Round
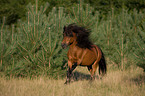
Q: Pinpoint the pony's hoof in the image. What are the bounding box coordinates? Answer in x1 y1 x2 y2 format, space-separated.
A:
64 81 70 84
64 82 67 84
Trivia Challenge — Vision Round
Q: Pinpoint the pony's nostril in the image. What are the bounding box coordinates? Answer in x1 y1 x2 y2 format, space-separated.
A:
61 43 64 47
61 43 67 49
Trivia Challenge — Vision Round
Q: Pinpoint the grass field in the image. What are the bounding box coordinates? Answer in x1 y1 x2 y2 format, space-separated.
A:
0 66 145 96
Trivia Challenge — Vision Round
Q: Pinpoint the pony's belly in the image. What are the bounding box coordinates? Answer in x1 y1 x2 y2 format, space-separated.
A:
81 56 96 66
79 49 96 66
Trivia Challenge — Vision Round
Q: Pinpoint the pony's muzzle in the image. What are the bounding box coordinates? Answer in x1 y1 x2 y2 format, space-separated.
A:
61 43 67 49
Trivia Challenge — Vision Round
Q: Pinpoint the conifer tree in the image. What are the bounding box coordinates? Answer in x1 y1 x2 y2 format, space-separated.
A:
0 17 16 71
1 0 145 78
66 0 99 29
134 20 145 71
6 0 67 78
91 8 145 69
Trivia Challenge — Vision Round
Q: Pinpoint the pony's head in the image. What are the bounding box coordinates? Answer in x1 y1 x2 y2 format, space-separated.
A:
61 24 76 49
61 24 93 49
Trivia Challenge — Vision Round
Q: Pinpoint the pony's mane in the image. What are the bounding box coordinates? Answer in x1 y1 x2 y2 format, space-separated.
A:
64 24 93 49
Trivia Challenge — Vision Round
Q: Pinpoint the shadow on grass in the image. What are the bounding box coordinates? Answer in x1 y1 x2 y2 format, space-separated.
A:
131 74 145 84
72 71 91 81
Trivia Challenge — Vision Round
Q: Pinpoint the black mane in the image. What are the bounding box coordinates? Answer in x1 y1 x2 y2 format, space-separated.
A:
63 24 93 49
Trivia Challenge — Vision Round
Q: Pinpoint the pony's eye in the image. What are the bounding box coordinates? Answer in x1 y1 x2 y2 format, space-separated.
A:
66 31 73 37
69 33 73 37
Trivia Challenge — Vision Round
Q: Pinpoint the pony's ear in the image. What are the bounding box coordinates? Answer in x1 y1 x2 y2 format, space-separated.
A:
63 26 66 31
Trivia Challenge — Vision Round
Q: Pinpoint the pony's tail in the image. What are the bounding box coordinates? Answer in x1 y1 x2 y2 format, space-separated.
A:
99 51 107 75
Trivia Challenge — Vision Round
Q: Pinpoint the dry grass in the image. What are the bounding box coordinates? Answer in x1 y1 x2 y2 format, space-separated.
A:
0 66 145 96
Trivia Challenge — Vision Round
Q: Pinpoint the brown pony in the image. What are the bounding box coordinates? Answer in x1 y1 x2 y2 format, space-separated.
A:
61 24 107 84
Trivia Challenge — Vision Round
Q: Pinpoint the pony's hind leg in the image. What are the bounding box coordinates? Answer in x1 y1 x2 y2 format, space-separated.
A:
87 64 98 80
92 63 99 79
87 65 93 80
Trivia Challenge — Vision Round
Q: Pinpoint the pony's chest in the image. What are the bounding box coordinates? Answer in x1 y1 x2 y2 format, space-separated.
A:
67 47 83 59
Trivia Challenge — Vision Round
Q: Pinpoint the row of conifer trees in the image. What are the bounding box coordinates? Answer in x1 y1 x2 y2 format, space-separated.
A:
0 0 144 78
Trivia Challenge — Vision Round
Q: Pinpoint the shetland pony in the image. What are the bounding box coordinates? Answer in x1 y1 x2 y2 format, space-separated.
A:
61 24 107 84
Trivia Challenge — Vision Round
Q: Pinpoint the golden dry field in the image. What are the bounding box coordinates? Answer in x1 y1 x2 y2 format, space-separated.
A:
0 66 144 96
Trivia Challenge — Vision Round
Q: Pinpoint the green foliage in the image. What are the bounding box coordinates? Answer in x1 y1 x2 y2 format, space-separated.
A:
1 0 145 25
0 0 36 25
0 0 145 78
133 20 145 71
0 17 16 71
65 1 99 29
3 1 67 78
91 9 145 69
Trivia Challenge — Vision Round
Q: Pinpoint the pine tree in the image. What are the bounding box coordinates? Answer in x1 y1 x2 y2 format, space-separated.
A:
65 0 99 29
0 17 16 72
134 19 145 71
5 0 67 78
1 0 145 78
91 8 145 69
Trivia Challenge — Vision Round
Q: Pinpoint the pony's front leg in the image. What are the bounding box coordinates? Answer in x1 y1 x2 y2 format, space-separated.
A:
64 61 77 84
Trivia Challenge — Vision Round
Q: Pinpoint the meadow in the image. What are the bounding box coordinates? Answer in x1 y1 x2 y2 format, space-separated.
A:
0 66 145 96
0 1 145 96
